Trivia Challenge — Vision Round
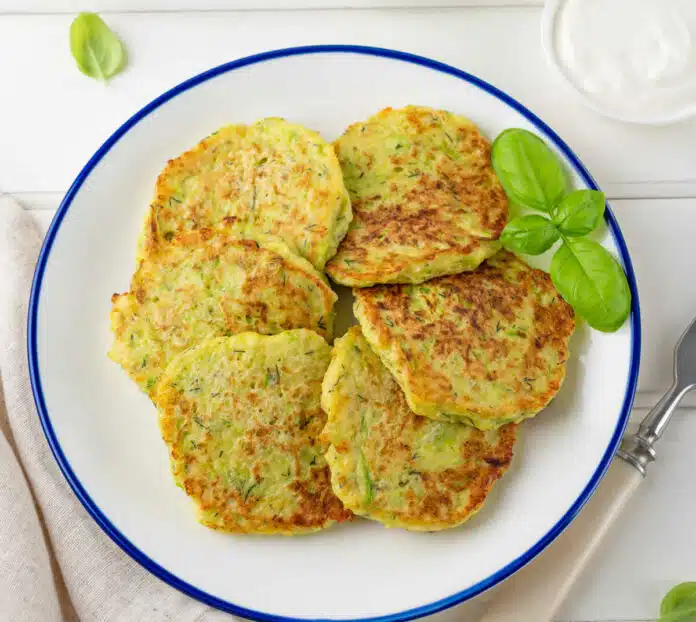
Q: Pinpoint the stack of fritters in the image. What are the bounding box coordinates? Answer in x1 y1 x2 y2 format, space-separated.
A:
323 106 575 530
110 226 336 396
321 327 517 531
109 118 353 535
109 106 575 535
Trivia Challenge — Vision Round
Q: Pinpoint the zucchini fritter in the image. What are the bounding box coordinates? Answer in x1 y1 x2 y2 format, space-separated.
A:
354 251 575 429
156 330 352 535
326 106 506 286
140 118 352 270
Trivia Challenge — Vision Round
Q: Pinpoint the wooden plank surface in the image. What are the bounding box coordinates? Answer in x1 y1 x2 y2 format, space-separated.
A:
3 8 696 196
1 0 543 14
559 409 695 622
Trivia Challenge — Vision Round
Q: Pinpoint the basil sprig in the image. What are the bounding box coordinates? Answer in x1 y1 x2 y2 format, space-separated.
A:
491 128 631 333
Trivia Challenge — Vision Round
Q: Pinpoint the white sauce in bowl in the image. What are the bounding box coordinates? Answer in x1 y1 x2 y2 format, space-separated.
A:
549 0 696 123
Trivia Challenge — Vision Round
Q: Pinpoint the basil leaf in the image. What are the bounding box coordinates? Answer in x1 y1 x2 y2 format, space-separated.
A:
70 12 127 82
500 215 559 255
660 583 696 622
552 190 606 236
661 609 696 622
550 238 631 332
491 128 569 212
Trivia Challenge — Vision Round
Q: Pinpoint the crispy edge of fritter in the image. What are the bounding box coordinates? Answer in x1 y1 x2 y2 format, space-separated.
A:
254 118 353 270
326 238 501 287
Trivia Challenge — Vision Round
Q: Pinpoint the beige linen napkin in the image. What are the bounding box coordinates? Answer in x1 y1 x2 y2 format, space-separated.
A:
0 196 233 621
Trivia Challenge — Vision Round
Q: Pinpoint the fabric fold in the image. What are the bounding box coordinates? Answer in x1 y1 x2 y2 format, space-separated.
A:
0 197 229 621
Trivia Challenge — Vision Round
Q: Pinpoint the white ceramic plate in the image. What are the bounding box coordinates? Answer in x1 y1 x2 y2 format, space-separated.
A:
29 46 640 622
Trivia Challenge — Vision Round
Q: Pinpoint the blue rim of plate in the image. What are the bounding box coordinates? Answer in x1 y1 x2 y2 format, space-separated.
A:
28 44 641 622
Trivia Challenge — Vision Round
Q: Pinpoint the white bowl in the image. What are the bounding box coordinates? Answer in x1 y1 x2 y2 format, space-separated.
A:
541 0 696 125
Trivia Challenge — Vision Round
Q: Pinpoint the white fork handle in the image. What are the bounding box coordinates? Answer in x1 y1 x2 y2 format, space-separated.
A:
478 458 643 622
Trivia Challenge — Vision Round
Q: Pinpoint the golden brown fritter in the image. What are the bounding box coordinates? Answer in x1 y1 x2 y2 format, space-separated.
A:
321 327 516 531
326 106 507 286
109 225 336 395
354 251 575 429
156 330 352 535
138 118 351 270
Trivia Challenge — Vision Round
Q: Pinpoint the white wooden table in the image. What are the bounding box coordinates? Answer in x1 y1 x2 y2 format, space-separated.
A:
2 1 695 621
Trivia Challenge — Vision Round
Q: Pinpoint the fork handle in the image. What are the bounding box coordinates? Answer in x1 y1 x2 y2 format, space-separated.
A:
478 458 642 622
